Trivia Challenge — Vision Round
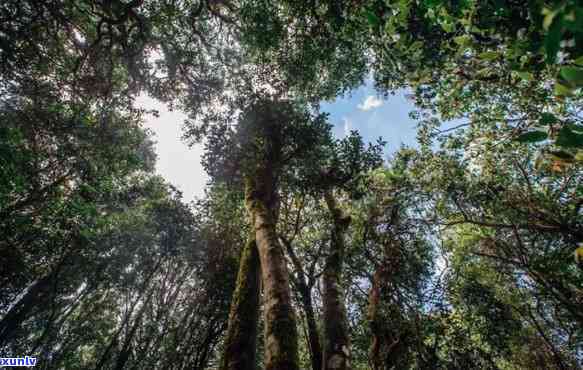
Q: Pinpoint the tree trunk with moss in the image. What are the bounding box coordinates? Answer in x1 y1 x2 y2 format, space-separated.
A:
368 268 389 370
301 288 323 370
322 191 351 370
245 171 299 370
220 232 261 370
367 239 408 370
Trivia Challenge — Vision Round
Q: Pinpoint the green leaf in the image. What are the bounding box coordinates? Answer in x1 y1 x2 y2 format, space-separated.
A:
366 11 380 27
545 19 562 64
560 66 583 86
514 131 548 143
478 51 498 61
441 21 455 33
548 150 574 161
575 245 583 264
515 71 533 81
477 67 491 77
454 35 471 46
574 56 583 66
556 125 583 148
569 124 583 134
554 82 574 96
409 40 424 52
539 113 558 125
542 7 560 30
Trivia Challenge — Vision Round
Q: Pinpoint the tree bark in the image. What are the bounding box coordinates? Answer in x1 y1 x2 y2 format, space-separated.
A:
113 291 153 370
220 233 261 370
95 258 162 370
367 240 408 370
368 269 388 370
245 174 299 370
281 236 322 370
301 290 323 370
322 191 352 370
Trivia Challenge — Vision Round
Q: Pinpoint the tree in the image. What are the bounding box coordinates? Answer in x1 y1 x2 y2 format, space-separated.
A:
221 232 261 370
3 1 583 368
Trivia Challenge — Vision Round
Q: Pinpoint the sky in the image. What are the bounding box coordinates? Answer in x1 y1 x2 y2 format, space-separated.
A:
321 85 419 151
139 83 420 202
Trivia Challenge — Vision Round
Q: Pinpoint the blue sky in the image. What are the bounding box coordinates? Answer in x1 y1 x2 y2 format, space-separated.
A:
322 84 418 153
140 83 420 202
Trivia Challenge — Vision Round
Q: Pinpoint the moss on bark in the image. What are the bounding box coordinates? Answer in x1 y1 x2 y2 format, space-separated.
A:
221 233 261 370
245 175 299 370
322 191 352 370
367 238 409 370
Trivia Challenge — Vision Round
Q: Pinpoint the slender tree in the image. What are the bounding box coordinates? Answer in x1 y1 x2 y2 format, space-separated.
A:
221 233 261 370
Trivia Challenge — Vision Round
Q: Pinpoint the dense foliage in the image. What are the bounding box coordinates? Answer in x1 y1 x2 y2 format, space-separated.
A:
1 1 581 369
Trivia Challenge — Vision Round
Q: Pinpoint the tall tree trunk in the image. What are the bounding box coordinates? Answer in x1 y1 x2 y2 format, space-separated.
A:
113 289 154 370
367 240 407 370
95 259 162 370
322 191 351 370
368 269 387 370
245 173 299 370
220 233 261 370
300 286 323 370
281 236 322 370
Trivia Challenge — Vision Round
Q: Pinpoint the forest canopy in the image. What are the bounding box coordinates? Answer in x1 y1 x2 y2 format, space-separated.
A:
1 0 582 369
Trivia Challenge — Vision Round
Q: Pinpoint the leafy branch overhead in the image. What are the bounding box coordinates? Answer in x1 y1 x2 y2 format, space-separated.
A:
1 1 582 369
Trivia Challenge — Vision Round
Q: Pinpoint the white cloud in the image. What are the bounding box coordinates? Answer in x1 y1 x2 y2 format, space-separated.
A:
357 95 383 111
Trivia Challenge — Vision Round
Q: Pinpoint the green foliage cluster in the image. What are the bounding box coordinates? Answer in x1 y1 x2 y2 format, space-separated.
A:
1 0 582 369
